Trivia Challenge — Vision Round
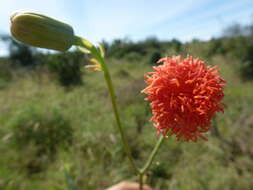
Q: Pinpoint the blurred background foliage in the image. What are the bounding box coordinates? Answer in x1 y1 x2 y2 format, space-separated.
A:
0 21 253 190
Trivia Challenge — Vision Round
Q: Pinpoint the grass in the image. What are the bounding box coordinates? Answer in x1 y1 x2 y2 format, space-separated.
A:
0 55 253 190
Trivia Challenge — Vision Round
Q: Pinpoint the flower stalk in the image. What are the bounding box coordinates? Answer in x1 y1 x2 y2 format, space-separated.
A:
10 11 167 189
140 135 164 174
74 36 139 174
75 36 165 188
139 173 144 190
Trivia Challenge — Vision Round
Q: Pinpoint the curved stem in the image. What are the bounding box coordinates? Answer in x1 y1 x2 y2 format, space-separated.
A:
140 135 165 174
100 57 139 174
74 35 165 179
74 36 139 174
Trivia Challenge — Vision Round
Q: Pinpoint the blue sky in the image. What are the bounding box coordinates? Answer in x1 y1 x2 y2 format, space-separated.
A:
0 0 253 56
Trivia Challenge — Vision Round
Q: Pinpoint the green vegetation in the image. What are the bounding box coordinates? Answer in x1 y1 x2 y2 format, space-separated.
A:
0 22 253 190
47 52 85 87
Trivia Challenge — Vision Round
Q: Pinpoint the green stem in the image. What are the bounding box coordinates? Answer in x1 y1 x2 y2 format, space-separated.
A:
73 36 93 50
140 135 165 174
100 58 139 174
74 36 139 174
74 35 165 180
139 173 144 190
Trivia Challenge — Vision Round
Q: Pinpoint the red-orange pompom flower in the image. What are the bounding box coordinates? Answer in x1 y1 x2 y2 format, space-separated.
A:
142 56 226 142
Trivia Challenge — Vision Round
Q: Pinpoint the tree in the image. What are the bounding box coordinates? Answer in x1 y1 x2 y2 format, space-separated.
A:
1 35 37 67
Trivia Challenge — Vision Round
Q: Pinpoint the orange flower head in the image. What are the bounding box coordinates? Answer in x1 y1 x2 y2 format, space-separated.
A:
142 56 226 142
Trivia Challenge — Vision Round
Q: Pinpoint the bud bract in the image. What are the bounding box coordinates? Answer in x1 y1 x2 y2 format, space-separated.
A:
10 11 75 51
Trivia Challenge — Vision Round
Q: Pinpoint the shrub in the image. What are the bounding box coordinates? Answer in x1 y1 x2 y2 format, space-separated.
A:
240 61 253 80
0 63 12 89
149 51 161 64
47 51 84 87
239 41 253 80
125 52 142 62
9 105 73 173
1 35 37 67
11 105 73 153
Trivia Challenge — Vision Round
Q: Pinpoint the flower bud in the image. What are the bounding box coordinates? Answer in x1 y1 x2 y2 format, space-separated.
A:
10 11 75 51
